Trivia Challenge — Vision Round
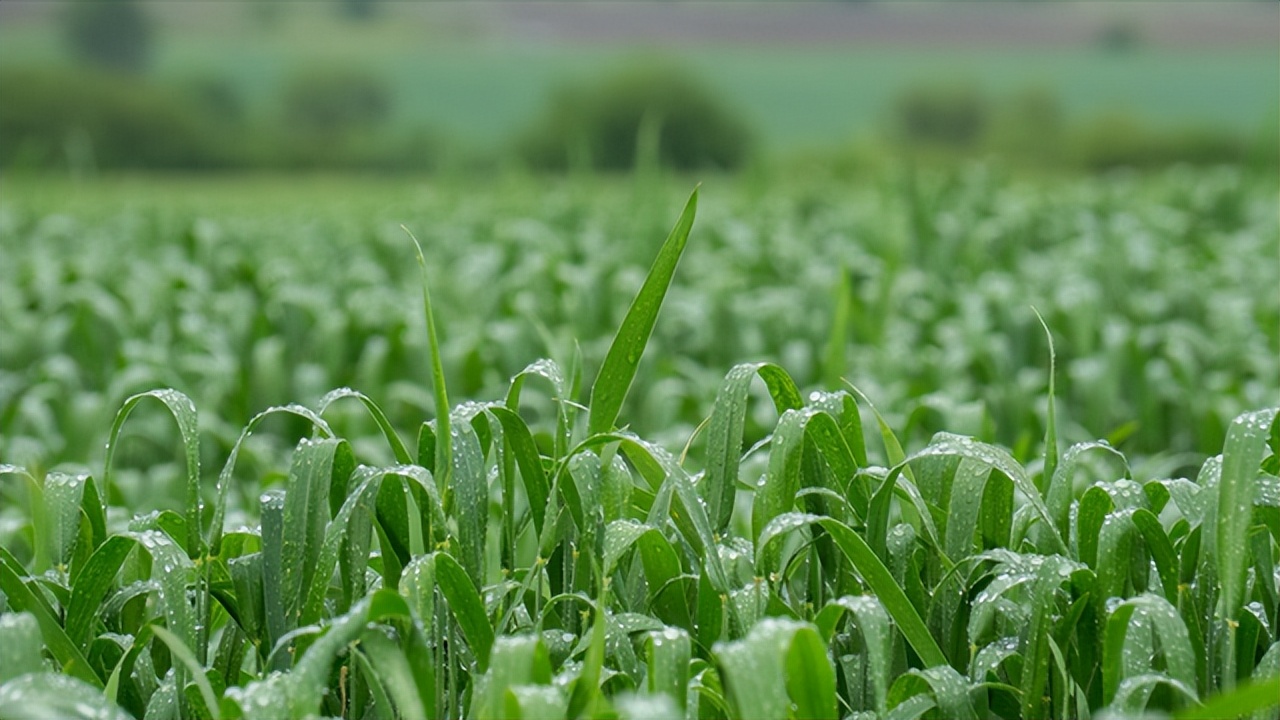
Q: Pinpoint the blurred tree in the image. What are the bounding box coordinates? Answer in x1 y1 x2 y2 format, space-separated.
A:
517 63 753 171
339 0 378 21
63 0 153 74
281 68 389 137
986 86 1064 165
1096 17 1141 54
893 81 987 148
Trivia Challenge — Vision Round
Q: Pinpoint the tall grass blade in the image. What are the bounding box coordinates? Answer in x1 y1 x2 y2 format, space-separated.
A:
1217 409 1278 622
588 188 698 436
403 226 453 492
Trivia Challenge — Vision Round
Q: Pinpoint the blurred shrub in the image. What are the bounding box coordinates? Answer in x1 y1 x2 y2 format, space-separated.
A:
280 67 391 138
177 74 246 125
1069 112 1248 170
984 86 1065 166
893 81 988 148
270 67 439 170
0 67 230 170
62 0 153 74
517 64 753 171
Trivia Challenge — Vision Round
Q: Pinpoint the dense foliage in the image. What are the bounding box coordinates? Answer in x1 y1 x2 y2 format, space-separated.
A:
1 170 1274 474
0 175 1277 719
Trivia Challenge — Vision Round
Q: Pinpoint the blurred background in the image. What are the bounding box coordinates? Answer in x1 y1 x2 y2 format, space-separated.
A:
1 0 1276 176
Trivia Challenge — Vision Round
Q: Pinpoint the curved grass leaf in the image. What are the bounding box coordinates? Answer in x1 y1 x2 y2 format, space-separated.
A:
0 672 132 720
316 387 412 464
104 389 202 557
815 595 892 714
209 403 334 555
1104 594 1198 706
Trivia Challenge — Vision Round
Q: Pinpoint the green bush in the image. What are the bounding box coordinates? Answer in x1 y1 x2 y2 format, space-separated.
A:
280 67 391 139
517 63 753 171
0 67 231 170
892 80 988 148
1070 112 1248 170
983 85 1066 166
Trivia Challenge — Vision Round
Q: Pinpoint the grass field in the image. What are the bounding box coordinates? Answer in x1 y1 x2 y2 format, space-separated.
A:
0 165 1277 718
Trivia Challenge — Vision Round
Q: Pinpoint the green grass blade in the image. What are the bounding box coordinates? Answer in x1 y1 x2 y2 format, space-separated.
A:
1216 409 1278 622
1020 556 1075 720
449 412 488 586
846 383 911 474
41 472 86 572
0 613 43 683
817 595 892 714
259 489 288 663
0 547 100 687
1131 508 1181 605
567 598 607 718
588 187 698 437
704 362 803 535
1104 594 1198 706
505 685 568 720
358 626 427 720
1032 307 1059 490
646 628 690 711
1175 676 1280 720
434 550 495 672
714 618 805 720
488 406 551 536
752 407 809 545
0 673 132 720
403 226 452 492
910 433 1066 555
756 513 947 668
299 466 381 628
279 438 347 628
151 625 220 720
637 526 693 632
786 625 838 720
64 534 136 648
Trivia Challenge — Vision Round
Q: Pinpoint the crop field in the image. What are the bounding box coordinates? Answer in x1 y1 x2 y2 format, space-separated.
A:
0 168 1278 719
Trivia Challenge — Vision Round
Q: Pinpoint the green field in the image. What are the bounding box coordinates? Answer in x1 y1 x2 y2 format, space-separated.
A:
1 166 1278 719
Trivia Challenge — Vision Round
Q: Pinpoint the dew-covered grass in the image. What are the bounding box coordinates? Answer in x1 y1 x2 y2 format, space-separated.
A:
0 171 1277 719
